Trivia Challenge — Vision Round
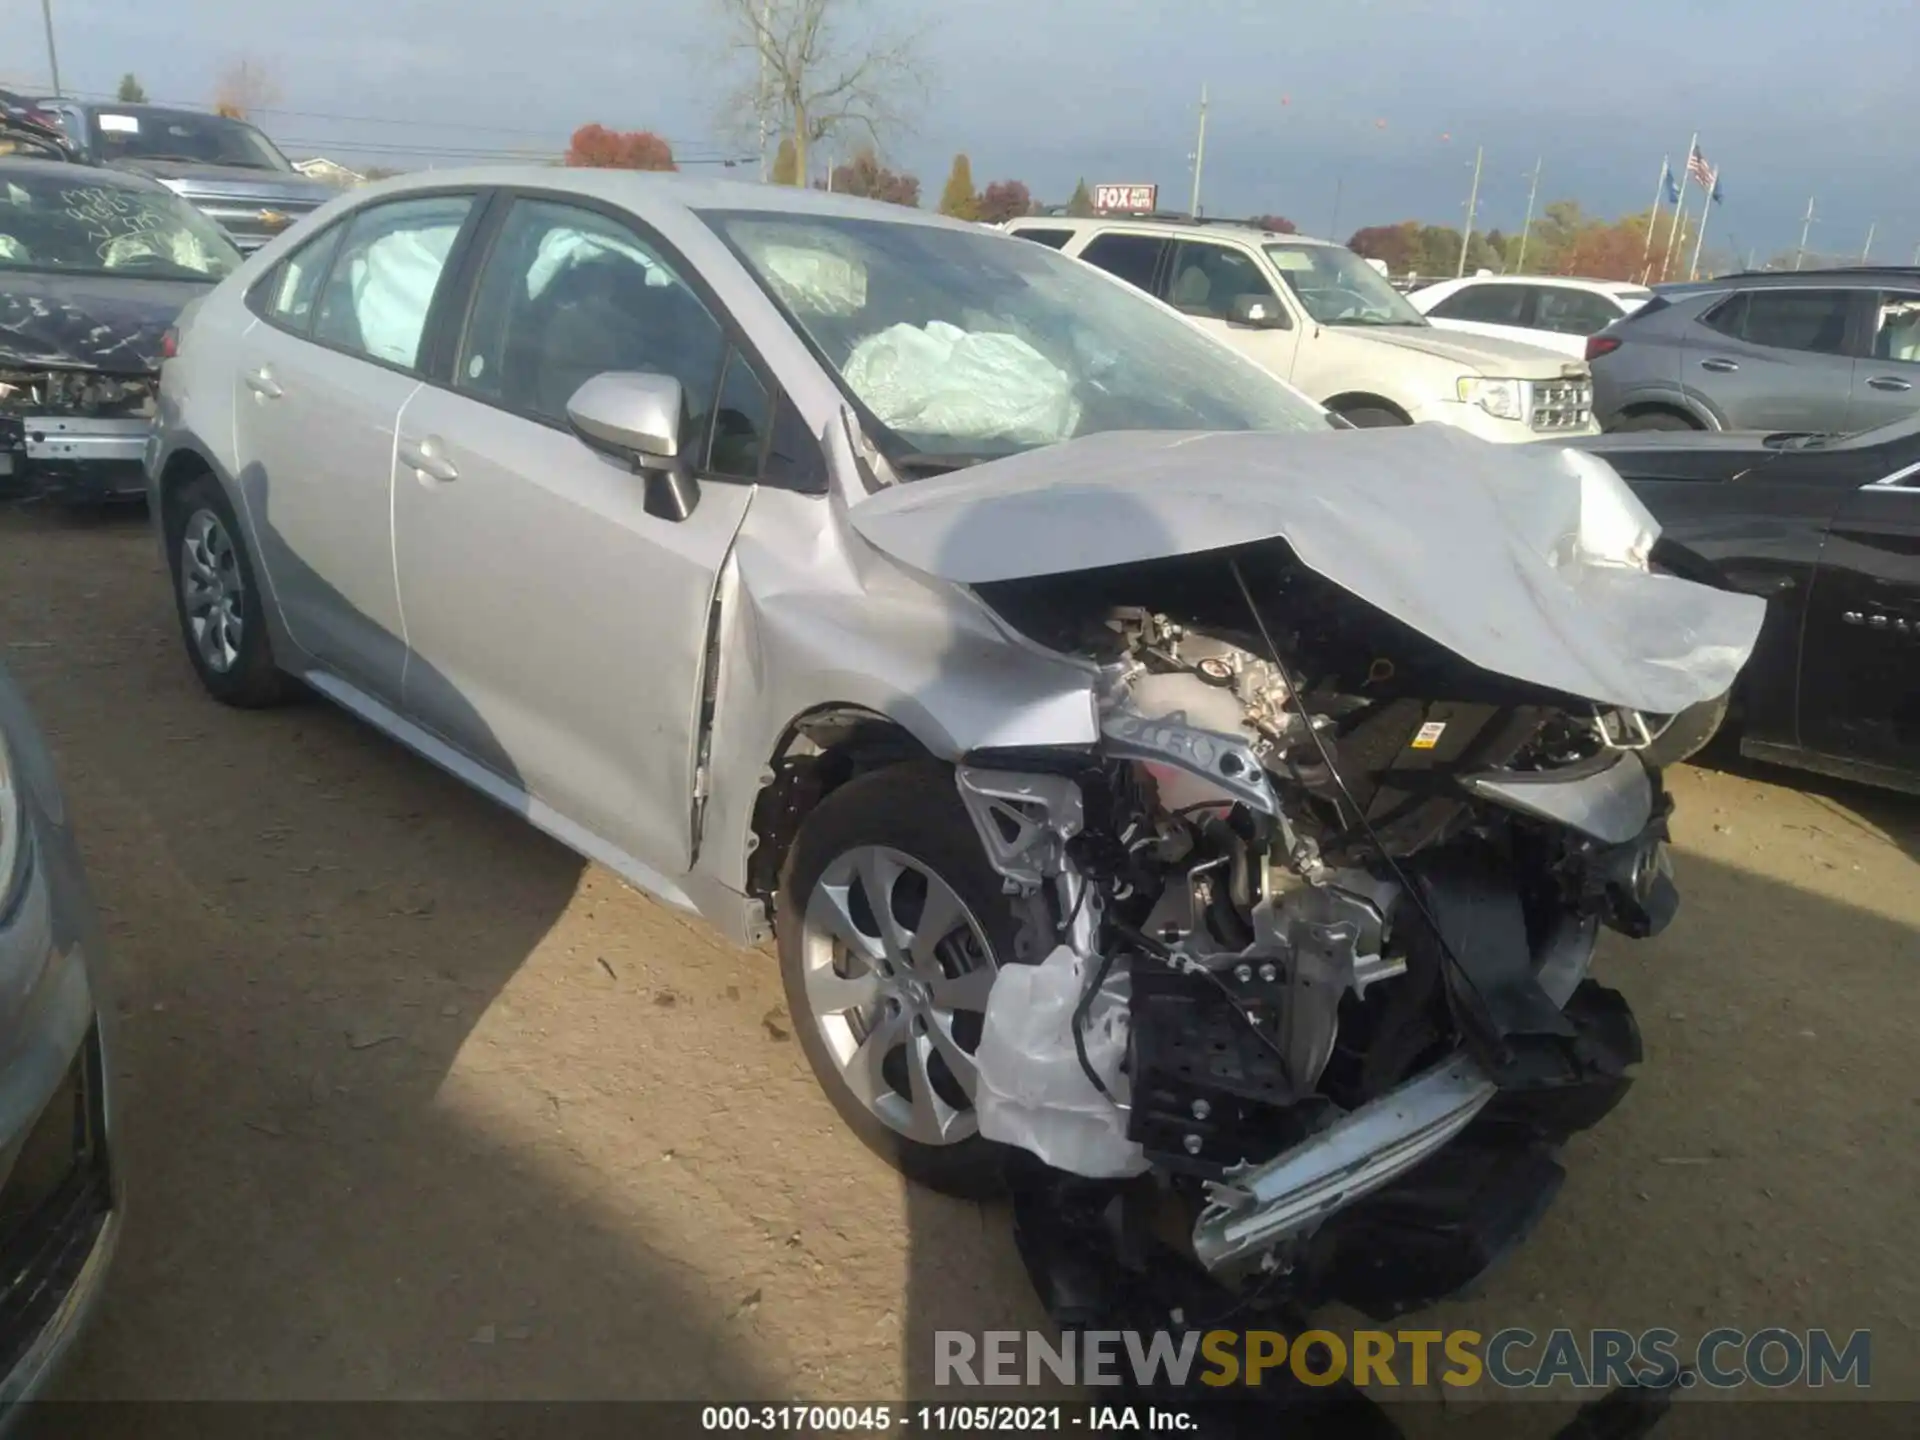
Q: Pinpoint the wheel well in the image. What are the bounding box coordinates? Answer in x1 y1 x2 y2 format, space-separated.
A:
746 707 936 917
1324 393 1412 423
156 448 215 518
1619 401 1705 429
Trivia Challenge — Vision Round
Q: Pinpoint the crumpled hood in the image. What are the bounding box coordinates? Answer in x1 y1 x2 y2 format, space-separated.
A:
0 270 207 372
847 424 1767 716
1348 324 1585 377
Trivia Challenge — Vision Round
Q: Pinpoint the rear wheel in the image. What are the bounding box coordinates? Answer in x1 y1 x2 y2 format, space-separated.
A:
777 761 1047 1198
164 474 295 708
1613 409 1697 433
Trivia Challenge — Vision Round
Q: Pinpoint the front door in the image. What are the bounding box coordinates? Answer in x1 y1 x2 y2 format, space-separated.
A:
1799 463 1920 777
1161 238 1303 383
230 192 476 702
391 195 771 877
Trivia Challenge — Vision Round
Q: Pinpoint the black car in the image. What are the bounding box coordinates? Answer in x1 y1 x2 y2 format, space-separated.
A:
1574 420 1920 795
30 101 337 253
1 157 244 502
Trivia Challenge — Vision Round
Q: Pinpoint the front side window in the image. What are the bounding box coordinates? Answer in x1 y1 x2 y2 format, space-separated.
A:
1075 232 1168 295
457 198 728 444
703 210 1332 464
0 172 242 281
1264 243 1428 327
1533 287 1624 336
1703 288 1852 356
259 225 344 333
1870 292 1920 364
90 108 291 172
310 195 473 370
1429 283 1530 325
1165 240 1280 322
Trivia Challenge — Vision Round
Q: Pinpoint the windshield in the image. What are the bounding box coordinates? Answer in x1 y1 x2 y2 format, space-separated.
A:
703 210 1333 463
0 172 244 281
90 109 291 172
1264 243 1429 327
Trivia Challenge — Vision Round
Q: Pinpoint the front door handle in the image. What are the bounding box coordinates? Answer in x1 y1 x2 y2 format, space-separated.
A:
244 367 282 399
1867 374 1913 392
397 437 459 484
1699 357 1739 373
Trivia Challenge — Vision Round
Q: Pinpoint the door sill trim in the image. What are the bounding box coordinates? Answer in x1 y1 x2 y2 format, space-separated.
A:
1737 737 1920 798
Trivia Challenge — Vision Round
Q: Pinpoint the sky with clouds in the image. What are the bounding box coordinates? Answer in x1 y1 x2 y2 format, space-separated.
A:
4 0 1912 263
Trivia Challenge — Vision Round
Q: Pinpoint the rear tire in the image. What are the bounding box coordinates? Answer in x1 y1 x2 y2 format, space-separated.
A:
1612 409 1697 433
164 473 296 709
776 760 1047 1199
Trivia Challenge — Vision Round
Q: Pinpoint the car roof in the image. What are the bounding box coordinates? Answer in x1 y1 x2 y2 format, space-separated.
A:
1670 265 1920 292
1005 214 1339 246
1431 274 1651 295
344 165 1006 234
0 154 158 188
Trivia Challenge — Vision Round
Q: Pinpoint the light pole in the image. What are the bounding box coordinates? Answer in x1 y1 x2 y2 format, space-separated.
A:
1188 83 1210 218
40 0 63 96
1456 145 1483 278
1515 156 1542 273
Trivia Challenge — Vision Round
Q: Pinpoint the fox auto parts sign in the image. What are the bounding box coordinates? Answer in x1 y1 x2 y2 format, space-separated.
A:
1094 183 1157 212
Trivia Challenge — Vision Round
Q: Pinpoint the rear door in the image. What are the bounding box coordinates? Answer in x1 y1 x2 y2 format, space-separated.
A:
1067 230 1172 304
1851 288 1920 430
1686 287 1858 431
1798 458 1920 778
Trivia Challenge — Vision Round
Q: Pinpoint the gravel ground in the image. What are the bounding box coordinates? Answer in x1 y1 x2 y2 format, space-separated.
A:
2 503 1913 1420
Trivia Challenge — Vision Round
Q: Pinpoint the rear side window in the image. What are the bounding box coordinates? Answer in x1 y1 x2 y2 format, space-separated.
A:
1428 283 1530 324
311 194 474 370
1534 287 1624 336
1009 227 1074 249
1702 288 1852 356
1076 232 1168 295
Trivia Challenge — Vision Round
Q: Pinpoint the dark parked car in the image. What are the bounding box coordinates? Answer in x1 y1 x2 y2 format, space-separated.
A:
1574 416 1920 794
1 157 244 502
1586 267 1920 436
31 101 336 254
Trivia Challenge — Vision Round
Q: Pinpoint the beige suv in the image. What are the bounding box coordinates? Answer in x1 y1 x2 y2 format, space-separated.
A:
1007 216 1597 441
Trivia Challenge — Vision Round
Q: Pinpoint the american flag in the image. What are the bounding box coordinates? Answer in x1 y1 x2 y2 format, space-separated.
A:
1686 144 1716 189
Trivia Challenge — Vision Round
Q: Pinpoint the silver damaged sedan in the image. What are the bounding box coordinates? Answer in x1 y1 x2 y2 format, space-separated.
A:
148 171 1762 1307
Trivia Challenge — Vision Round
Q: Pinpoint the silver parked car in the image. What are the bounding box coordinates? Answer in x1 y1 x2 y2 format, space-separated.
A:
0 664 120 1410
149 170 1761 1307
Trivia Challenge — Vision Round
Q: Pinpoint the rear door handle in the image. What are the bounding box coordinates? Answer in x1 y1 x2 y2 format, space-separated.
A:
398 437 459 484
244 367 282 399
1867 374 1913 392
1699 357 1739 373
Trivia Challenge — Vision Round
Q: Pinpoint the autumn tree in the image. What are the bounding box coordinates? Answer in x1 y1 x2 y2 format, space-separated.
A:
714 0 926 194
564 125 677 171
823 146 918 206
1066 178 1094 217
1247 214 1297 234
116 74 147 103
212 57 281 120
770 135 800 185
938 154 978 220
977 179 1033 224
1347 223 1421 273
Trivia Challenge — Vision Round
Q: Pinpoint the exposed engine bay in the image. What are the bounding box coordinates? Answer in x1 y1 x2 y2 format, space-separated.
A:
956 545 1678 1308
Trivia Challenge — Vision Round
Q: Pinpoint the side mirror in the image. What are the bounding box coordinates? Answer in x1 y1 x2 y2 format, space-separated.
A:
566 371 700 521
1229 293 1290 330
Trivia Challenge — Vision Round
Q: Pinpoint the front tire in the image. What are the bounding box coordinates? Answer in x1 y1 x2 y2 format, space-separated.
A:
777 761 1046 1198
164 473 295 708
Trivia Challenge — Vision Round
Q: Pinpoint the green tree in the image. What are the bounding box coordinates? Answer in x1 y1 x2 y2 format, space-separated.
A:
116 74 147 103
770 135 800 185
938 153 978 220
1066 178 1094 217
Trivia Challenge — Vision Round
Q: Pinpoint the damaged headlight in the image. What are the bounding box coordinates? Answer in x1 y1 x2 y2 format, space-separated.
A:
1456 376 1526 422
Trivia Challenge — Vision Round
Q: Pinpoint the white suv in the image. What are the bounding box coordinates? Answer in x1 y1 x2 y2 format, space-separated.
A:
1006 216 1598 441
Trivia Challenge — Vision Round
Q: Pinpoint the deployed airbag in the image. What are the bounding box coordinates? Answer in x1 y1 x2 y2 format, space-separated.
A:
842 321 1082 448
846 425 1766 716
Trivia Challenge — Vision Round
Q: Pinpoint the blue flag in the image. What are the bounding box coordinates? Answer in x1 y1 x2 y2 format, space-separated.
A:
1664 168 1681 205
1710 179 1723 204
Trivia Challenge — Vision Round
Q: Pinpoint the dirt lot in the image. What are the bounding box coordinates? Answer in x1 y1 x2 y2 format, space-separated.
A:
2 503 1914 1416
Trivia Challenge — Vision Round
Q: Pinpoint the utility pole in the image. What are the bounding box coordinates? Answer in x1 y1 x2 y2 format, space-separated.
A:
40 0 62 96
1327 176 1343 244
1862 222 1876 264
756 0 770 180
1188 83 1210 218
1456 144 1484 277
1911 241 1920 266
1795 196 1816 270
1515 156 1542 273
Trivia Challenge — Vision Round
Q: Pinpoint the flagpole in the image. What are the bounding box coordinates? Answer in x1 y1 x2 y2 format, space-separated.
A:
1638 155 1669 283
1687 176 1715 280
1660 132 1697 282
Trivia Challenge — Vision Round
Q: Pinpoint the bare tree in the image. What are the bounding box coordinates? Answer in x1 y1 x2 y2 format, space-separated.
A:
212 57 282 120
712 0 927 186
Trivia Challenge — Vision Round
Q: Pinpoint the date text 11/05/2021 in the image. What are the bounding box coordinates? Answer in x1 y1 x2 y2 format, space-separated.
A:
700 1406 1193 1433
